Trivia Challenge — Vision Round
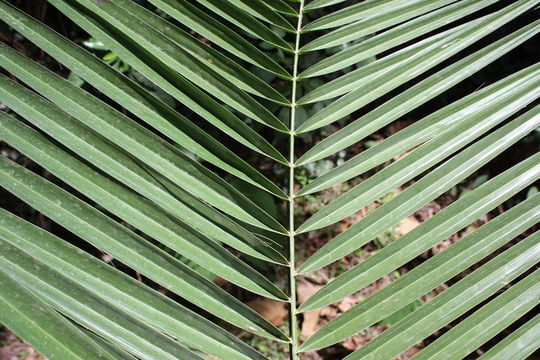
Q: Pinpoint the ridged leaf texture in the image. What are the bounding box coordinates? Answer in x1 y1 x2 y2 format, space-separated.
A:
0 0 538 359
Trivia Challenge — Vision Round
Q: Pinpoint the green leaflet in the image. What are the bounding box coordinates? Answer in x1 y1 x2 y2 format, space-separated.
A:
1 0 538 358
0 74 285 233
297 106 540 273
296 0 540 132
0 113 287 287
341 233 540 359
303 0 420 31
303 0 348 11
45 0 288 163
301 0 502 77
0 209 279 358
0 269 118 360
0 96 285 262
299 194 540 349
0 155 287 301
299 27 452 103
302 0 456 48
412 270 539 359
259 0 297 16
0 2 288 196
75 330 139 360
0 156 288 340
0 109 284 263
143 0 291 78
117 0 290 104
298 149 540 310
0 243 205 360
226 0 295 32
297 67 540 233
296 21 540 166
65 0 289 132
478 314 540 360
192 0 293 51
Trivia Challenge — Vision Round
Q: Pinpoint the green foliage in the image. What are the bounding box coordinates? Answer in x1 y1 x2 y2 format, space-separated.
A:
378 299 423 326
0 0 538 359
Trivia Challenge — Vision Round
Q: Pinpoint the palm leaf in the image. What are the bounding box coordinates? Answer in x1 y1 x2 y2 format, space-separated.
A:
47 0 288 163
0 269 121 360
0 241 205 360
340 234 539 359
0 0 537 359
478 313 540 360
0 209 275 359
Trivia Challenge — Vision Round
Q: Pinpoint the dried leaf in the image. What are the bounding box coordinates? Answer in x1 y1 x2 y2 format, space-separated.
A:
298 280 324 337
397 216 420 235
246 298 288 326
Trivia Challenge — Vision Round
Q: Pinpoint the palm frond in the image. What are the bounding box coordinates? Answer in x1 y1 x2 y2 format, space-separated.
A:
0 0 537 359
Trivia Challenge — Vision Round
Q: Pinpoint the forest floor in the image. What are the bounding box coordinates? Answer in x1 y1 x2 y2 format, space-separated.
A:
0 328 45 360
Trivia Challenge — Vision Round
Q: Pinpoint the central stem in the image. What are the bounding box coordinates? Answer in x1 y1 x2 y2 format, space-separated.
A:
289 2 304 359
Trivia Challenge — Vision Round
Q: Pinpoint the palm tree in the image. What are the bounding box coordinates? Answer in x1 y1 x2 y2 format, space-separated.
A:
0 0 538 359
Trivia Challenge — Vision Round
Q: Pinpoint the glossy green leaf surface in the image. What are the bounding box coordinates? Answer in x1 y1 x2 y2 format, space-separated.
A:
300 194 540 348
46 0 287 163
227 0 295 32
76 330 139 360
413 269 539 360
0 243 205 360
301 0 500 78
297 70 540 234
478 314 540 360
122 0 289 103
144 0 291 78
299 135 539 276
0 208 280 358
0 108 284 263
296 21 540 166
193 0 293 51
0 74 285 232
0 114 287 299
0 156 287 339
56 1 289 133
0 269 116 360
296 0 538 132
0 39 285 201
259 0 297 16
304 0 353 12
303 0 424 31
0 0 537 358
299 27 453 104
341 232 540 359
302 0 457 49
299 149 540 309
